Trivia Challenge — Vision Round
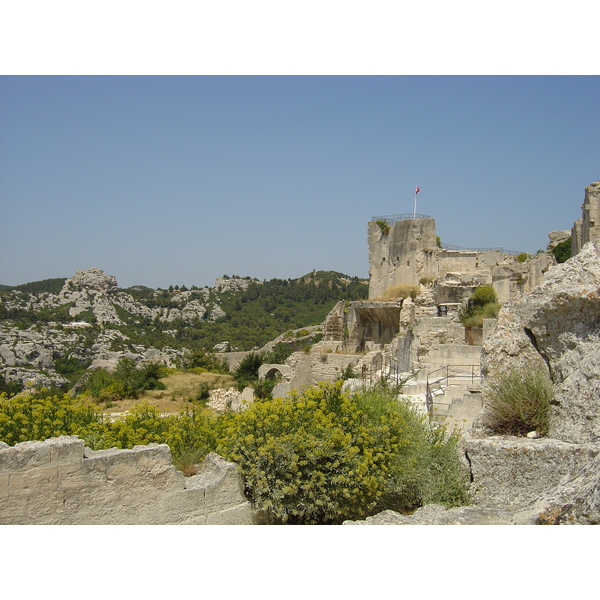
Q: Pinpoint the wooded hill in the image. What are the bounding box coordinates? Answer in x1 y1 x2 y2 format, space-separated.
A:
0 271 368 352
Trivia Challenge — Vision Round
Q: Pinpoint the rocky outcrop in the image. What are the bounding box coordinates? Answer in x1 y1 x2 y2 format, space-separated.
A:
213 277 260 293
61 268 118 295
343 504 515 525
464 435 600 507
482 242 600 443
511 450 600 524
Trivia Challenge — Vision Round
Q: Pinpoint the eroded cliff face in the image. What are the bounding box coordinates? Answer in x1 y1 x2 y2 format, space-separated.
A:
482 242 600 444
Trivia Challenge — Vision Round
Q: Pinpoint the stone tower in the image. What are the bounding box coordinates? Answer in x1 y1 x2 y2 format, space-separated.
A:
572 180 600 255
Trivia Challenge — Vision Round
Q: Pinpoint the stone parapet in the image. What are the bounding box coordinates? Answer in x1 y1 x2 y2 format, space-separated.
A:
0 437 254 525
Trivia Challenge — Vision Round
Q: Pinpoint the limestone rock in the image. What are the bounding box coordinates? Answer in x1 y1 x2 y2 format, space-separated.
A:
464 434 600 507
547 229 571 251
213 277 259 293
343 504 514 525
61 268 118 295
511 450 600 524
481 242 600 443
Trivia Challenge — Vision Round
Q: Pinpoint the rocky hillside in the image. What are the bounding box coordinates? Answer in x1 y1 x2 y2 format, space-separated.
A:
0 268 367 391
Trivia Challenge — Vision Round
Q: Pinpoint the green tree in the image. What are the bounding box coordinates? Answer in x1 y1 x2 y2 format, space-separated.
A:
552 237 572 264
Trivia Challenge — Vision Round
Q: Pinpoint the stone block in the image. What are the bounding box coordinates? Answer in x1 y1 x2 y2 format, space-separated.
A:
48 436 85 464
0 472 9 499
9 465 59 496
465 435 600 507
187 453 248 514
206 501 255 525
26 489 64 520
0 439 51 472
0 496 28 524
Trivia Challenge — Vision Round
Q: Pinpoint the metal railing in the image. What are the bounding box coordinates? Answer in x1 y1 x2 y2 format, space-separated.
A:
440 243 523 256
425 364 481 417
360 353 403 385
370 215 525 256
372 214 431 224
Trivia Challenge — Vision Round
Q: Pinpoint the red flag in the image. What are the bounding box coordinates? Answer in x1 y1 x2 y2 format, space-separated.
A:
415 186 420 194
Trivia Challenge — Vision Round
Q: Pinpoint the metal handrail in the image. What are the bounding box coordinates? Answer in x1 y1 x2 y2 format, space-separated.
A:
440 243 523 256
370 216 524 256
425 364 481 417
372 214 431 224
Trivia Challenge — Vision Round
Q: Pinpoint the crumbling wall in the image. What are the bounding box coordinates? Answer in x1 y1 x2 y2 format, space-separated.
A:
573 180 600 254
0 437 254 525
368 218 438 298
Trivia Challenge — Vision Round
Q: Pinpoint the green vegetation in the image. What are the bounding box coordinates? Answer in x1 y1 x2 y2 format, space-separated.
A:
80 359 167 404
217 382 470 523
482 367 553 436
460 285 500 328
0 380 471 523
232 352 264 391
376 283 419 301
84 271 366 353
0 373 23 396
376 220 391 235
183 349 229 374
0 278 67 294
516 252 529 263
551 237 572 264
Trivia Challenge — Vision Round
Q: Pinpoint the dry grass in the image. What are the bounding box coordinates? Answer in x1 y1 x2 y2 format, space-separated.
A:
100 371 235 415
373 284 419 302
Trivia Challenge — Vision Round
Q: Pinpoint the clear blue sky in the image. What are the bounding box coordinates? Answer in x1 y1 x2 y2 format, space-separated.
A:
1 75 599 289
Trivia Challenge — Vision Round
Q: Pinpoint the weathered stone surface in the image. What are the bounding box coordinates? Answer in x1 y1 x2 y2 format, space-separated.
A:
0 437 253 525
547 229 571 251
464 434 600 507
343 504 514 525
61 268 118 295
481 242 600 443
511 451 600 524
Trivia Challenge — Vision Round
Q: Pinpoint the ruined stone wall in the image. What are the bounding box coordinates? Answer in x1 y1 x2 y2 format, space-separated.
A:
368 218 438 298
368 217 551 304
0 437 254 525
572 180 600 254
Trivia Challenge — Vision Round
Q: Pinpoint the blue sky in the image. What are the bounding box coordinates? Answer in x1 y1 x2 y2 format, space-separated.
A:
1 75 599 289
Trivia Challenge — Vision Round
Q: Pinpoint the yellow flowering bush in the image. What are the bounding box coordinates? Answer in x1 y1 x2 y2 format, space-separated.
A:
217 382 406 524
0 392 103 445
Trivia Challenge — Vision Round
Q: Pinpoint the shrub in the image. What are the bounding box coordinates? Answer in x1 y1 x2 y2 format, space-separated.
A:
184 349 229 374
552 237 572 264
482 368 553 436
378 284 419 301
376 220 390 235
516 252 529 263
461 285 500 328
81 359 167 402
0 392 104 445
471 285 497 307
232 352 264 390
217 382 470 524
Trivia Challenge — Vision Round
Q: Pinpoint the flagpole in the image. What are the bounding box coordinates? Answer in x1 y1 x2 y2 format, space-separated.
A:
413 186 420 218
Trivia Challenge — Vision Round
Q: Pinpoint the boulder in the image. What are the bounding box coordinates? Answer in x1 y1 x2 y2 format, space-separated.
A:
343 504 515 525
481 242 600 443
511 450 600 524
464 434 600 507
